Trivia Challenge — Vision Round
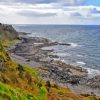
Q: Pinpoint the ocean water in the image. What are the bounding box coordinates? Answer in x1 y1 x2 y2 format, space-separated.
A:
14 25 100 76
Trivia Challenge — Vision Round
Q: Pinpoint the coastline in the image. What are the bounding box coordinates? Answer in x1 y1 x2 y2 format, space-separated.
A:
8 33 100 95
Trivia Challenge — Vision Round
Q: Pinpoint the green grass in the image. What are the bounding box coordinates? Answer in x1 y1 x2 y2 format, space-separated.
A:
24 66 40 77
0 81 33 100
0 81 47 100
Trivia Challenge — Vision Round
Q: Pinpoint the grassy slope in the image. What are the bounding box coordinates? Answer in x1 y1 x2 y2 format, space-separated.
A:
0 42 47 100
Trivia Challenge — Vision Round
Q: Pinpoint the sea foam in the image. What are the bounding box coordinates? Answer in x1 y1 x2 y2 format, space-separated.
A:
86 68 100 78
56 52 71 57
69 43 78 47
76 61 86 66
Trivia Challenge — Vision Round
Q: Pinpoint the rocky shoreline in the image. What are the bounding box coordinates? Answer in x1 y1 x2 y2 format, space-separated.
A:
8 34 100 95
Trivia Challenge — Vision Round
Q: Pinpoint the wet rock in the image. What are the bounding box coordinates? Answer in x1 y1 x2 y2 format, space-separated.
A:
58 42 71 46
86 76 100 88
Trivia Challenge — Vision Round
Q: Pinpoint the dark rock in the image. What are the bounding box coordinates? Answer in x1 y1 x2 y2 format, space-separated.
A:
58 43 71 46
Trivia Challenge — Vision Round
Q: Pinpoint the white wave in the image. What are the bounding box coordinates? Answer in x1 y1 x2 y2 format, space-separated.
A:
69 43 78 48
56 52 71 57
61 59 66 63
76 61 86 66
28 33 37 37
53 58 60 61
76 61 100 77
86 68 100 78
41 47 53 51
77 55 83 57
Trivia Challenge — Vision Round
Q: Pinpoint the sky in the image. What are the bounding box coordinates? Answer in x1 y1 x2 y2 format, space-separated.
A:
0 0 100 24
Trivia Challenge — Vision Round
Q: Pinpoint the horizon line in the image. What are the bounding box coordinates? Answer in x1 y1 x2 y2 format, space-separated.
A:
12 24 100 26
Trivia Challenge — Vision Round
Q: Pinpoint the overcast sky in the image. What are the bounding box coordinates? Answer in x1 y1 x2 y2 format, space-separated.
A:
0 0 100 24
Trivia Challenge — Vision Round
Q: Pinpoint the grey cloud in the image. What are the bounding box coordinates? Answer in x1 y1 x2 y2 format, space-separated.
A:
20 0 87 6
17 0 57 4
18 11 57 17
69 12 82 16
0 0 87 6
0 0 16 2
90 8 100 14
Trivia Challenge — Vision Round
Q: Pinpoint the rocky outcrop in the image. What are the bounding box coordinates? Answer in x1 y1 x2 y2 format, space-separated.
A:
86 75 100 88
10 36 88 86
0 23 18 40
39 61 87 85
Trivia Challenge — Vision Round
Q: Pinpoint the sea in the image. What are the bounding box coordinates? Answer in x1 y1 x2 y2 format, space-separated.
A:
14 25 100 76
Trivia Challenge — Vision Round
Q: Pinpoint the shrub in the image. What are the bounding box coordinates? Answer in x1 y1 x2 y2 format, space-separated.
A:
45 81 51 92
53 84 59 89
17 64 24 72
